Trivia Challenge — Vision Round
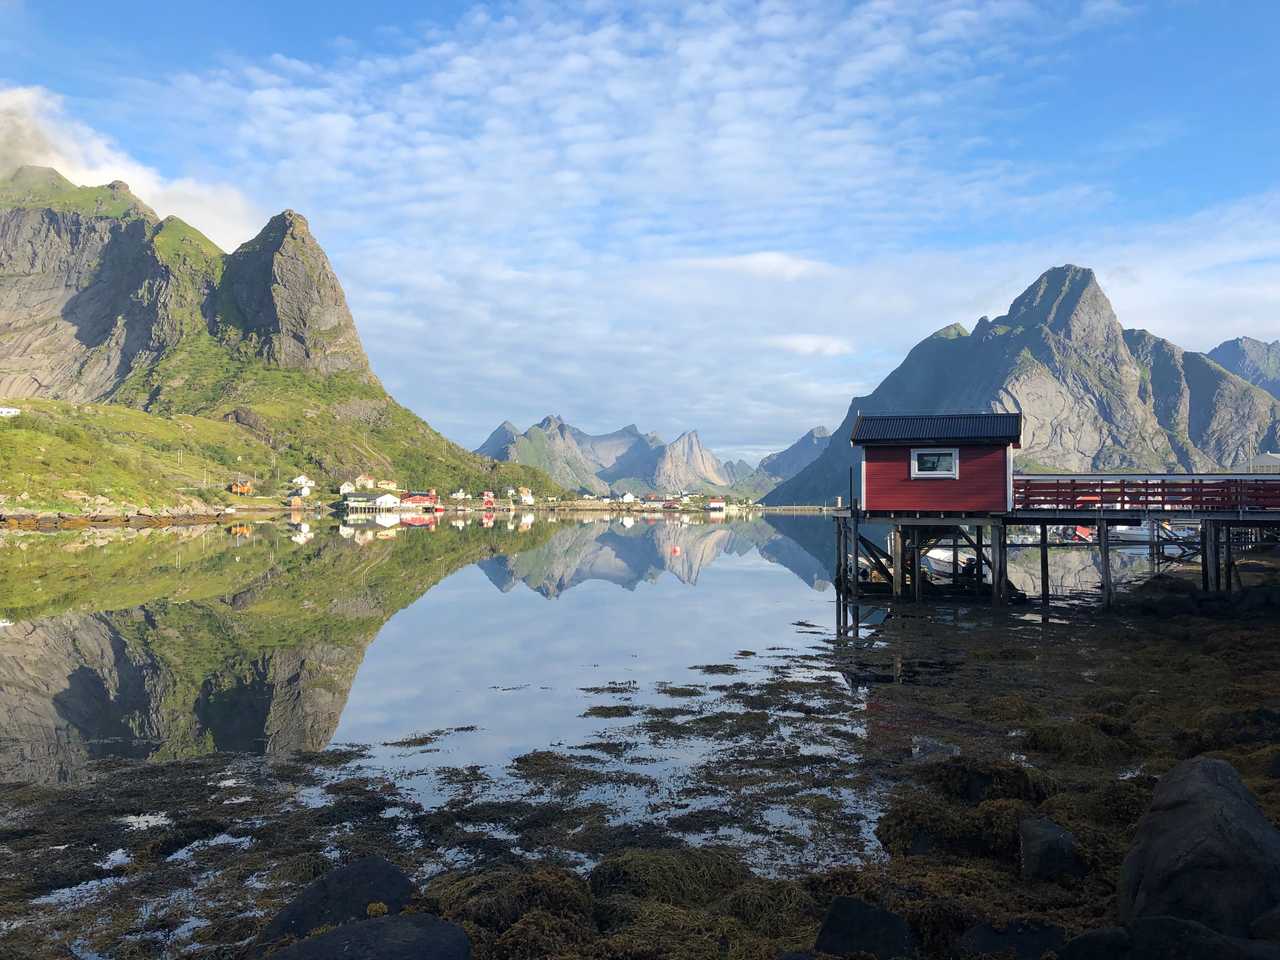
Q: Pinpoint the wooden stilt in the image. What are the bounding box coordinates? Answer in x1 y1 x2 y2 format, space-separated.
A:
891 526 904 599
1201 522 1211 593
1039 523 1049 608
952 528 960 586
975 525 985 585
1225 524 1234 594
913 527 923 603
1100 520 1114 608
851 502 861 601
991 525 1001 606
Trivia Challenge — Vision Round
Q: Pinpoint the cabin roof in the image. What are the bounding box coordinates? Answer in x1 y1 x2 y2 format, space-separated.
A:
851 412 1022 446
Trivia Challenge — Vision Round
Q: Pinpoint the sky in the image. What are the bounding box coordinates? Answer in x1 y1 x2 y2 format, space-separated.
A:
2 1 1278 463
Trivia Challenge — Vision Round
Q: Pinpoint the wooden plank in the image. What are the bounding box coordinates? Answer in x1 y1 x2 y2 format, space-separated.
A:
891 527 904 599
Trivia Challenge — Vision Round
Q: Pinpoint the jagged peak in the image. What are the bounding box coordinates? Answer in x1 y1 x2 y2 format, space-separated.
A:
809 426 831 438
536 414 566 430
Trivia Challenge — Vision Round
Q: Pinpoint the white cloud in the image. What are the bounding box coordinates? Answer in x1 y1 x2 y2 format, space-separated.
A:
764 334 855 356
5 2 1277 463
0 86 262 251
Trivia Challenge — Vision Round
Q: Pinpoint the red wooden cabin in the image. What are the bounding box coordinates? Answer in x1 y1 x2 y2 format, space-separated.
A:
853 413 1022 515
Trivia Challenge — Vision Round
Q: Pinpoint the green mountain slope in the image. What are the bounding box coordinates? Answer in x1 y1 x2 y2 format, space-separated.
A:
0 166 560 502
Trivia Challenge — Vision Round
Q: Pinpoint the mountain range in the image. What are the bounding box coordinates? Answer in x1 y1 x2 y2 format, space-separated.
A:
476 415 830 497
764 265 1280 505
0 166 556 503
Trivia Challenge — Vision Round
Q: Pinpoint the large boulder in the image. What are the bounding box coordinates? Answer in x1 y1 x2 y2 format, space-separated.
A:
254 855 414 949
1060 917 1280 960
814 895 917 958
954 919 1067 959
1119 758 1280 936
268 914 470 959
1019 817 1087 882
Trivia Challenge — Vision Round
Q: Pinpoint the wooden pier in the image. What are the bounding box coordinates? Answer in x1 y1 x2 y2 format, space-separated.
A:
834 471 1280 615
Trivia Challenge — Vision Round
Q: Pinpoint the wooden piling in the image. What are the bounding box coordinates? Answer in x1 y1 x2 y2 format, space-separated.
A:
913 527 923 603
891 526 904 599
1099 520 1114 607
1039 523 1049 608
975 525 984 585
851 501 861 601
1225 523 1234 594
1200 521 1211 593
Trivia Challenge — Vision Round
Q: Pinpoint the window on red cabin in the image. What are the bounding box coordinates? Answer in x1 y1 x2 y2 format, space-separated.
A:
910 447 959 479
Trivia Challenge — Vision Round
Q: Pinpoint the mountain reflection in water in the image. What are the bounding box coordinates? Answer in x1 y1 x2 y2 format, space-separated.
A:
0 515 835 784
0 514 1167 788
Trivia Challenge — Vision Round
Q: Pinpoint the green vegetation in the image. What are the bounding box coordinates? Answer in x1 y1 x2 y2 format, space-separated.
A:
0 398 279 513
0 166 154 220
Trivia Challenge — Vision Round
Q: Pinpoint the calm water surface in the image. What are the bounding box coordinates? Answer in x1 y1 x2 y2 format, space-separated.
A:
0 513 1172 870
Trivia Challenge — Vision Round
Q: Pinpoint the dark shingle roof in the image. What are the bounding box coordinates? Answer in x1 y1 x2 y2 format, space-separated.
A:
851 413 1022 445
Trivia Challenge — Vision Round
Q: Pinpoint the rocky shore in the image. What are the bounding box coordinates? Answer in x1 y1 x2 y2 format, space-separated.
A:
3 544 1279 958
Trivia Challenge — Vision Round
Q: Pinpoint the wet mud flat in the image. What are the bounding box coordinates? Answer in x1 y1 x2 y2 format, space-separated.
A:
4 549 1280 958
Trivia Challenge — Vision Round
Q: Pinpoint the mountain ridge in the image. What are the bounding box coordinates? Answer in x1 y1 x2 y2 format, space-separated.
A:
0 165 560 499
763 265 1280 505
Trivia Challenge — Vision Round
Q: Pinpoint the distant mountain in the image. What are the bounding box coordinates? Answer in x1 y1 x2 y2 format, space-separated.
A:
477 416 740 494
759 426 831 481
764 265 1280 505
0 165 557 497
1210 337 1280 400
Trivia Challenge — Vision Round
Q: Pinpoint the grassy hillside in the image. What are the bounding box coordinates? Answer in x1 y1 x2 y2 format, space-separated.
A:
0 168 564 506
0 398 283 514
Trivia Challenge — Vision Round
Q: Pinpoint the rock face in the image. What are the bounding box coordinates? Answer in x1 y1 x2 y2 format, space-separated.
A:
1019 816 1087 882
476 415 736 494
1211 337 1280 401
219 210 372 376
268 915 471 960
764 265 1280 505
1060 917 1280 960
1119 757 1280 937
0 167 371 402
759 427 831 481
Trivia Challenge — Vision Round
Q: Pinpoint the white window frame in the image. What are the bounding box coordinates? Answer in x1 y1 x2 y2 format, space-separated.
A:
910 447 959 480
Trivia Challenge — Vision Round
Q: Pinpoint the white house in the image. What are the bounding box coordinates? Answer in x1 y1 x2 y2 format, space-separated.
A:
374 492 401 510
451 488 469 500
291 474 315 488
1245 452 1280 474
0 407 20 418
355 474 376 490
292 486 312 499
377 480 399 491
339 480 356 495
518 486 535 506
620 492 637 503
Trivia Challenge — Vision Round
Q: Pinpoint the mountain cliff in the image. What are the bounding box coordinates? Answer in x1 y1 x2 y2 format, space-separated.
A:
763 265 1280 505
0 166 557 497
1210 337 1280 400
477 416 737 494
759 426 831 480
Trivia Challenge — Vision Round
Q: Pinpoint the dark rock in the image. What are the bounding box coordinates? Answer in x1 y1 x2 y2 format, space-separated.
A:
1059 927 1131 960
814 895 918 958
776 953 817 960
954 919 1067 959
269 914 470 959
254 856 414 949
1019 816 1087 882
1253 904 1280 941
1266 753 1280 780
1127 916 1280 959
920 756 1051 804
1120 758 1280 937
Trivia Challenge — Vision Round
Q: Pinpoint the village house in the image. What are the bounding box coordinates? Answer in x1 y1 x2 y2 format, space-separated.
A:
851 412 1022 515
355 474 376 490
376 480 399 491
290 474 315 489
339 480 357 495
343 492 401 513
518 486 535 506
400 491 439 508
481 491 496 508
0 406 20 418
450 488 470 500
228 480 254 495
706 498 726 513
620 492 637 503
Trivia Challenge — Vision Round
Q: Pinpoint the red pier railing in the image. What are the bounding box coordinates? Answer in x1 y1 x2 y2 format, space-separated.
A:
1012 475 1280 513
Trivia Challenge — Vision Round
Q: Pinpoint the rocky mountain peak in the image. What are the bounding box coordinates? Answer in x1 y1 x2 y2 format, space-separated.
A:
1005 264 1119 346
220 210 373 377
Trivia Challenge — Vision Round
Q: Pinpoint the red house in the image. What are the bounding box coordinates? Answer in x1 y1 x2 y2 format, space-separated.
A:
853 413 1022 515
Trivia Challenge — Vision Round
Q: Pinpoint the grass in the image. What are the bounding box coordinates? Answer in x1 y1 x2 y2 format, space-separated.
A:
0 166 153 220
0 398 280 513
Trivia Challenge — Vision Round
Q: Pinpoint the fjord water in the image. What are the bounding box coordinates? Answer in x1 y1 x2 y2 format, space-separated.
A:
0 514 1165 869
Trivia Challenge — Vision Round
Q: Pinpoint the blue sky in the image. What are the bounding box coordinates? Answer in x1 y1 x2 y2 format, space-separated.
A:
2 1 1278 461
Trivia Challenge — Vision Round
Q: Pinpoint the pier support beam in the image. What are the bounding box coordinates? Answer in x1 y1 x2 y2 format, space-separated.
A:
891 526 904 599
975 525 985 586
1039 523 1049 608
1225 524 1235 594
1099 520 1114 608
